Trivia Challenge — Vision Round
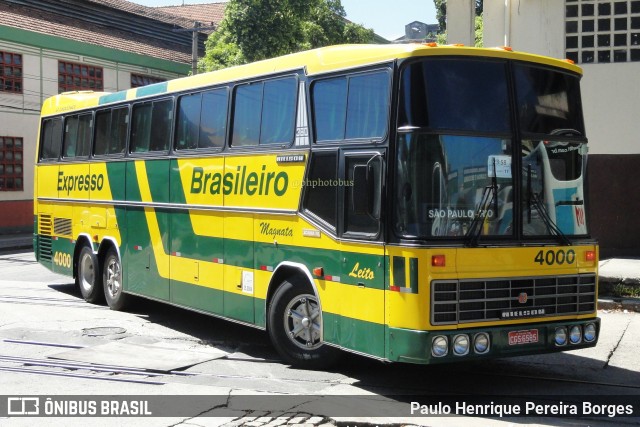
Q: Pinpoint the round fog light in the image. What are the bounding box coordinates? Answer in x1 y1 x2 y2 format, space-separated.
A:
555 327 567 346
431 335 448 357
569 325 582 344
584 323 596 342
453 334 469 356
473 332 490 354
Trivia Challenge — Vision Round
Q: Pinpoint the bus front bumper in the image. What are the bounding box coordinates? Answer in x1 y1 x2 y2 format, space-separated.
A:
387 317 600 364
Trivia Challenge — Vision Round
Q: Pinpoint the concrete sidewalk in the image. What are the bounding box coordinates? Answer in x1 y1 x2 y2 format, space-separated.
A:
598 258 640 312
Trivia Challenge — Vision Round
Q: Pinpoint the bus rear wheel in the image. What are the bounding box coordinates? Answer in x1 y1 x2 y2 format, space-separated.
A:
103 248 129 311
268 279 338 369
77 245 103 303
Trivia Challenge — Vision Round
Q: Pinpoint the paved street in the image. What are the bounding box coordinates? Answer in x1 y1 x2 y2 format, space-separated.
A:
0 251 639 427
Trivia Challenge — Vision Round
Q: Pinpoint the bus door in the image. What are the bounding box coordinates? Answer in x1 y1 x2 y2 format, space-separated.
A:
125 158 171 301
338 150 386 358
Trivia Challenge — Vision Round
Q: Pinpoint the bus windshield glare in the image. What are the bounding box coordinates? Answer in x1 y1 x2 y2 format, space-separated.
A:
395 58 587 240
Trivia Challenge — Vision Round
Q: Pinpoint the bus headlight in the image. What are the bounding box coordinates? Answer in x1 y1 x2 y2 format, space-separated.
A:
583 323 597 342
555 327 567 346
569 325 582 344
473 332 490 354
453 334 469 356
431 335 448 357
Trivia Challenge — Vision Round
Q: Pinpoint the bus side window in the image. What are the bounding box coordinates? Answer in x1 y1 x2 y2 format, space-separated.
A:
94 110 111 156
130 103 152 153
200 88 228 149
176 92 201 150
111 107 128 154
149 99 172 152
231 77 296 148
312 71 389 143
63 115 80 158
63 113 91 159
313 77 347 142
261 78 296 145
232 83 261 147
40 118 63 161
345 72 388 139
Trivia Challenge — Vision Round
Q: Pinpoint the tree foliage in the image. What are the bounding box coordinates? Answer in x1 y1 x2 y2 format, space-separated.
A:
200 0 375 71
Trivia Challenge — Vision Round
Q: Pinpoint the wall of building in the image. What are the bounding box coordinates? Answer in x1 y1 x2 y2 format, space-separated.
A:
446 0 475 45
483 0 565 57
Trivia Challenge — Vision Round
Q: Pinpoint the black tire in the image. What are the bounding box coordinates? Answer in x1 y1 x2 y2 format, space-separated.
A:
102 248 129 311
77 245 103 303
267 278 339 369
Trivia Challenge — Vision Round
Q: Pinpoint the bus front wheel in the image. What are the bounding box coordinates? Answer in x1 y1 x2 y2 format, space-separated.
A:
77 245 103 303
103 248 129 311
268 279 338 369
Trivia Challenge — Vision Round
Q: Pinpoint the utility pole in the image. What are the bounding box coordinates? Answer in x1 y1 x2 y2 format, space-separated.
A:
173 22 216 75
191 21 200 75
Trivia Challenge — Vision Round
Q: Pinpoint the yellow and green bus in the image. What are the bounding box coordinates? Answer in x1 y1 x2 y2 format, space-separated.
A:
34 44 599 368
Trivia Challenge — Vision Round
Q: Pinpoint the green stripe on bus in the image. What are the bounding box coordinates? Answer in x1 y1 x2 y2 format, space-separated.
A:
99 92 127 105
323 312 385 359
136 82 169 98
144 160 171 203
171 280 223 314
106 162 126 200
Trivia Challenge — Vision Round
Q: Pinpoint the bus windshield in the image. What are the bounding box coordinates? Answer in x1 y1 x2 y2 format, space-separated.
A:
394 58 587 240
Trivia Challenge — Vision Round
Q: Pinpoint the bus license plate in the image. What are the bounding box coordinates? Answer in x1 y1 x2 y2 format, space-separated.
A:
508 329 539 345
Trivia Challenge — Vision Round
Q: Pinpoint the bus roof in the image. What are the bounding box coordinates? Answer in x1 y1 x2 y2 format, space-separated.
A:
41 43 582 117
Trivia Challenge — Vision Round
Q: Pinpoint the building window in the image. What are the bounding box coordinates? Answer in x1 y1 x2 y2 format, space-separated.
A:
0 137 23 191
58 61 103 93
0 51 23 94
566 0 640 63
131 74 165 88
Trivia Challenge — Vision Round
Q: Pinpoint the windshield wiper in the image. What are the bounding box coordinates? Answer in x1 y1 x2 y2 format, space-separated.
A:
465 158 499 247
525 165 572 246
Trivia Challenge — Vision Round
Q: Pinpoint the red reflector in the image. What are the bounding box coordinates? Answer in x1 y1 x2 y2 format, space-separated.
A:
313 267 324 277
585 251 596 262
432 255 446 267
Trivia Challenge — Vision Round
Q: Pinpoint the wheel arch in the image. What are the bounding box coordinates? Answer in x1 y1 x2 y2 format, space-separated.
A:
265 262 322 336
97 237 121 267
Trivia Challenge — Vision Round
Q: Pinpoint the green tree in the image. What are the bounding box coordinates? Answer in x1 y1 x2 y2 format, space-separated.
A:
474 15 483 47
200 0 374 71
434 0 446 32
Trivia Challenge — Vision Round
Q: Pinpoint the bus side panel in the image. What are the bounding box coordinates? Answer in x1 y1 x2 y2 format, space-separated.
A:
54 163 90 276
124 160 169 300
170 158 225 315
34 164 59 270
338 242 386 359
223 214 255 324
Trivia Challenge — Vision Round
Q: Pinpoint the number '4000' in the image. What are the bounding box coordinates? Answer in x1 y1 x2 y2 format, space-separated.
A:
54 251 71 268
534 249 575 266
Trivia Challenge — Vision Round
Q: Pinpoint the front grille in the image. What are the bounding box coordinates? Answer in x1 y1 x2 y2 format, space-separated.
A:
431 275 597 325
